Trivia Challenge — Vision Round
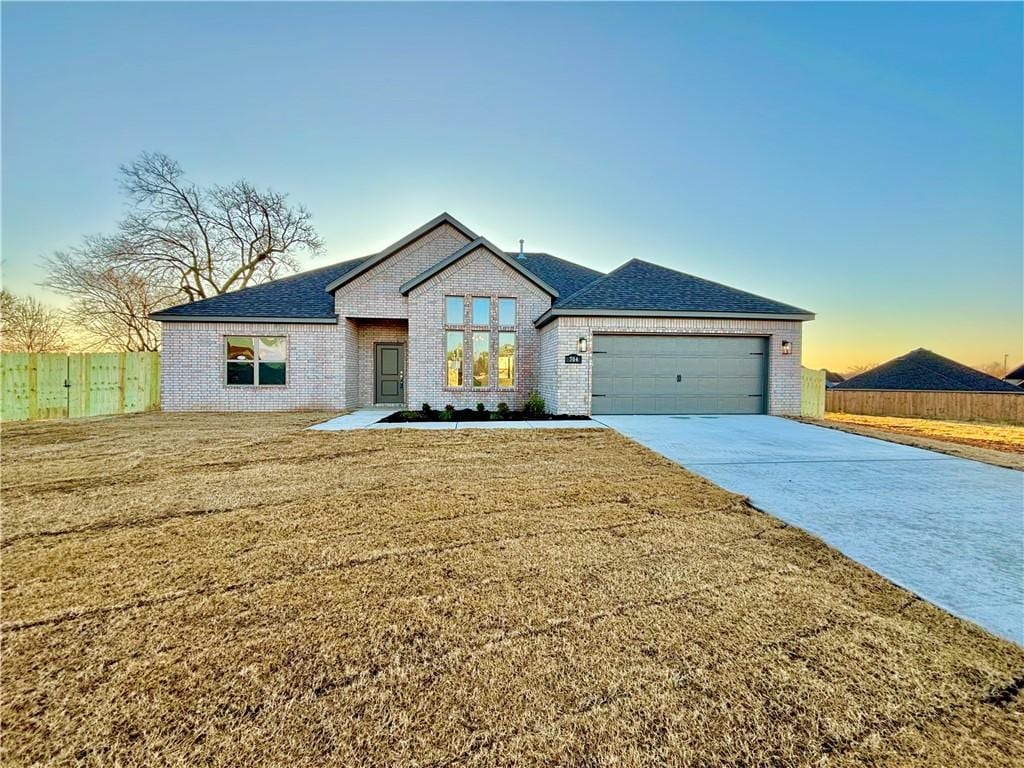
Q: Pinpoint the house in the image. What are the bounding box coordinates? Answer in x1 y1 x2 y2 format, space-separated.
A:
833 348 1023 393
152 213 814 415
824 370 845 388
1004 363 1024 388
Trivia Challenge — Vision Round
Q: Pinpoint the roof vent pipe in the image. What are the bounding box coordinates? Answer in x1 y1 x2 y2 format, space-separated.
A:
518 239 525 259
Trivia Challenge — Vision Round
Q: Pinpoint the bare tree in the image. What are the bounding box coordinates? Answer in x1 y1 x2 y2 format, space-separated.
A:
46 236 177 352
0 290 67 352
115 153 323 301
976 361 1008 379
45 153 324 350
842 362 877 378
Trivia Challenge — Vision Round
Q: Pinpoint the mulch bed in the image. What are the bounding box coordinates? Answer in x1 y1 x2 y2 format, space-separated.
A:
381 408 588 423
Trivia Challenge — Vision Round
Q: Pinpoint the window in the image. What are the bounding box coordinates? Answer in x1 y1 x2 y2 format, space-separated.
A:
446 331 463 387
226 336 287 386
498 332 515 388
258 337 287 385
445 296 464 325
472 297 490 326
472 332 489 387
445 295 518 389
498 298 516 327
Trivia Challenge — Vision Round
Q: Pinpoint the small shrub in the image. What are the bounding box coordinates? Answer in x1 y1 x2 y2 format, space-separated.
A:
489 412 503 421
496 402 509 416
444 404 455 413
439 407 453 422
476 402 486 413
524 391 546 417
399 410 422 421
421 403 433 415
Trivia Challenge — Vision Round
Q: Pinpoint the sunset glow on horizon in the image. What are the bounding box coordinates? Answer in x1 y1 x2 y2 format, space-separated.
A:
2 2 1020 374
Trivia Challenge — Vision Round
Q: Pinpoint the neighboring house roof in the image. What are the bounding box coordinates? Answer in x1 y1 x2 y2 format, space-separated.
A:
400 238 560 297
536 259 814 325
1004 363 1024 383
824 370 845 384
151 256 367 322
322 212 477 293
834 349 1024 393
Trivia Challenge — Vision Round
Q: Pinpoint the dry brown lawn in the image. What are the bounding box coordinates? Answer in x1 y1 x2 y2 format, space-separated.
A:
2 412 1022 767
818 414 1024 470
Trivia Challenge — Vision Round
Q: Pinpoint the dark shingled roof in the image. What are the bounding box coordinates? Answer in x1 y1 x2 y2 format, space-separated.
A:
512 253 604 304
153 251 604 321
151 239 810 323
1005 362 1024 381
834 349 1024 393
552 259 812 315
152 256 367 320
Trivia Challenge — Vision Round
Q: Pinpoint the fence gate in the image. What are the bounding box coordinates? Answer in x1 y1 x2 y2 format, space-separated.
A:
1 352 160 422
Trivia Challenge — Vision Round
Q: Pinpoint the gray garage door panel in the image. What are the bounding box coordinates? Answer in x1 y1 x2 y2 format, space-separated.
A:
592 335 767 414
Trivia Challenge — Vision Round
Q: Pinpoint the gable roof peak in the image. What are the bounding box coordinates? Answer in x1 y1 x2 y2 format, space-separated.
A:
323 212 478 293
400 236 559 297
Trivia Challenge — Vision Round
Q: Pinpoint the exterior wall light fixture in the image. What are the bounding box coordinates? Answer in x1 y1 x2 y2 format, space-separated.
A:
577 337 588 354
781 340 792 355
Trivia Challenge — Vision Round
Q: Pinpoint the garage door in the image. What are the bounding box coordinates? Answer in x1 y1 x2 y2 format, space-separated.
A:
591 335 767 414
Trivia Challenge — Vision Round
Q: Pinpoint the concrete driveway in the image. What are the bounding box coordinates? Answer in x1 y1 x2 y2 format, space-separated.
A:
594 414 1024 644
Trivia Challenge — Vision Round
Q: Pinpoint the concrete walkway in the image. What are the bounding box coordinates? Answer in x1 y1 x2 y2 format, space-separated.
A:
310 409 602 431
309 409 398 430
594 414 1024 644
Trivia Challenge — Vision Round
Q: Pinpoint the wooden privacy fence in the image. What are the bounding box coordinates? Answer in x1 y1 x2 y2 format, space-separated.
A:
825 389 1024 425
800 367 826 419
1 352 160 422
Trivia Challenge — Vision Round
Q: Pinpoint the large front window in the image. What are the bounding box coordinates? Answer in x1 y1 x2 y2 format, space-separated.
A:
472 332 489 387
444 295 517 390
498 298 516 327
226 336 287 386
472 297 491 326
446 331 463 387
445 296 464 325
498 332 515 388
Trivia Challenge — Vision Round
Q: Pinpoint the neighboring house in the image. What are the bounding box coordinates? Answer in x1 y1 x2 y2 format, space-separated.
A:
1004 363 1024 388
824 370 845 388
152 213 814 415
833 348 1023 393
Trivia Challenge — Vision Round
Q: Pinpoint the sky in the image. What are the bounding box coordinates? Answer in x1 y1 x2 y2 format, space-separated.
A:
2 1 1021 372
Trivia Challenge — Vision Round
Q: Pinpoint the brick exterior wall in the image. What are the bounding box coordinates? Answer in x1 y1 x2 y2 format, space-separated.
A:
355 319 409 406
334 223 470 319
161 321 351 411
159 222 806 415
537 322 564 415
407 246 551 410
537 316 804 416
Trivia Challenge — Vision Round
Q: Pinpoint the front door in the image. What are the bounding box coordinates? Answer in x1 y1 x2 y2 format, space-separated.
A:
375 343 405 404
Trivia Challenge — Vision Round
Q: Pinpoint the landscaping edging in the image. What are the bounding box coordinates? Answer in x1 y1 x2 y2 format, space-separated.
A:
380 407 590 424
